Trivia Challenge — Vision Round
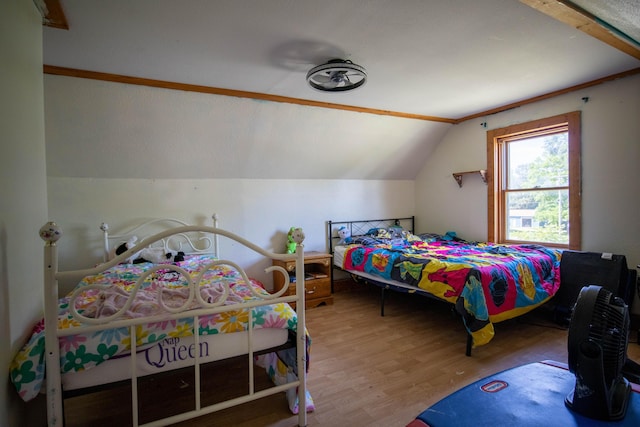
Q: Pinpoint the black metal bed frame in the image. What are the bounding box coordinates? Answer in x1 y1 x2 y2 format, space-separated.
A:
326 216 474 356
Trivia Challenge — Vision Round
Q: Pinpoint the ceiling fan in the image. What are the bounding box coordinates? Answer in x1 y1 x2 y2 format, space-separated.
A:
306 59 367 92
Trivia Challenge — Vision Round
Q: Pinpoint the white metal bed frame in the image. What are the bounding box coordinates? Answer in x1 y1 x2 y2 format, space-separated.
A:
39 214 308 426
99 215 220 263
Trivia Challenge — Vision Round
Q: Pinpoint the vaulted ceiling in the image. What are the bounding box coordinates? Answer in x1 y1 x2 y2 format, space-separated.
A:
36 1 640 182
40 0 640 123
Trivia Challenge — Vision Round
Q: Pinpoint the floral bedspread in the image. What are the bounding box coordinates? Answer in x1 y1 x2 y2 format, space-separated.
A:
10 254 313 412
342 233 561 347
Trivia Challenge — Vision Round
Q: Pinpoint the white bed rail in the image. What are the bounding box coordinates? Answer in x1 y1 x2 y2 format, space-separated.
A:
39 220 308 427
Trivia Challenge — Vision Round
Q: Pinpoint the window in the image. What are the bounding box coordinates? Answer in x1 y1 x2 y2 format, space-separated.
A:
487 111 581 249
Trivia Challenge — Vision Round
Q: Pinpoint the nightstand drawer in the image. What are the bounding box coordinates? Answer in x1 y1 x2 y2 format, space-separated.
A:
281 260 297 272
303 277 331 298
281 256 331 272
287 278 331 298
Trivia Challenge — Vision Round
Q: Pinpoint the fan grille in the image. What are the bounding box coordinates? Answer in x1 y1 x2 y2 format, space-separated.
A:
306 59 367 92
588 290 628 384
566 285 632 421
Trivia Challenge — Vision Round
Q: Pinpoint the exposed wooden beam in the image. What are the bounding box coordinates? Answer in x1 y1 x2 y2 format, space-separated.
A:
42 65 457 124
41 0 68 29
520 0 640 60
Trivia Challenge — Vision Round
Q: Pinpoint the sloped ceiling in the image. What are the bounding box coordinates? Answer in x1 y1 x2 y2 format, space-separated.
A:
39 0 640 180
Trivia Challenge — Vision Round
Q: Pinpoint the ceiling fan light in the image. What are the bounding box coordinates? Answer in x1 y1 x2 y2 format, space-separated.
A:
306 59 367 92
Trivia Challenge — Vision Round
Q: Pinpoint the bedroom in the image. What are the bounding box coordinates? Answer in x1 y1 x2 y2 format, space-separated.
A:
3 1 640 426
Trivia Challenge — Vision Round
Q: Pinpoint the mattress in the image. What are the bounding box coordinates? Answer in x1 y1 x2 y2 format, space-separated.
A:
334 244 418 292
333 245 346 268
62 327 288 390
11 254 300 401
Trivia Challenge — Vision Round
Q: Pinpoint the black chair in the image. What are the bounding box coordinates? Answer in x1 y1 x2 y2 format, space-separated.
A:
554 251 634 326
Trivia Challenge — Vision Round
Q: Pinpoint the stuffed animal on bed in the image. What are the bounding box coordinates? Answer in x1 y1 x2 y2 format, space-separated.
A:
113 236 185 264
337 226 352 245
286 227 305 254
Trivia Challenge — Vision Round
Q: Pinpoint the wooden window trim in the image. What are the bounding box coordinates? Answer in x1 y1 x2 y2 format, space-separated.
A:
487 111 581 249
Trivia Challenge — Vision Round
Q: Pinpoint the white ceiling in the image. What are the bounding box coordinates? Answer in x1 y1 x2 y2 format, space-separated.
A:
43 0 640 121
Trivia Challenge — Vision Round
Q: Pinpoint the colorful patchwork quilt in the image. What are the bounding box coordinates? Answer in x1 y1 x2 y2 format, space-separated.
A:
10 254 313 413
341 233 562 347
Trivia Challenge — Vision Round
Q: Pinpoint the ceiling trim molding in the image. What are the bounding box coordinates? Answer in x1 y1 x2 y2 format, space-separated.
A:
42 65 457 124
520 0 640 60
43 65 640 125
455 67 640 123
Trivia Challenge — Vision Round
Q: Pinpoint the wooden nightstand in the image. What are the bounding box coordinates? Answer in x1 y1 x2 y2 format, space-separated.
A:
273 251 333 309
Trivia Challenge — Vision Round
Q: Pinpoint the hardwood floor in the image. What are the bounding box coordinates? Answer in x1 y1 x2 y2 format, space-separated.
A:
63 283 640 427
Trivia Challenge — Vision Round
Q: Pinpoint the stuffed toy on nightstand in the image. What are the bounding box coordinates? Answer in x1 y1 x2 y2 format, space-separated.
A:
286 227 305 254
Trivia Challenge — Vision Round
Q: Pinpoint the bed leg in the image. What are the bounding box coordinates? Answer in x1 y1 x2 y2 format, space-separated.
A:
380 287 385 316
465 333 472 357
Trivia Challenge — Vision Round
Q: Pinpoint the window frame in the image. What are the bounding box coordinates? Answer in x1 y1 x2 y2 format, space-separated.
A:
487 111 581 249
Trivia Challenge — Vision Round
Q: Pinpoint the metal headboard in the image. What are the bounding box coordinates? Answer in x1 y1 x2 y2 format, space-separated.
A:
100 214 220 262
326 216 415 256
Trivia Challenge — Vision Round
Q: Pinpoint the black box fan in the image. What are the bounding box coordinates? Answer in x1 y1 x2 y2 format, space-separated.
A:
565 285 640 420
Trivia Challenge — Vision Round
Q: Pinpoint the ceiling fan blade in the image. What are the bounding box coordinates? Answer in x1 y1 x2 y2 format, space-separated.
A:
312 74 332 83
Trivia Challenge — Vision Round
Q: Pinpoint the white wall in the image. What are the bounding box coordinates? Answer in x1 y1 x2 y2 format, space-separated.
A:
1 1 49 426
43 74 425 294
48 177 415 294
44 75 450 181
415 74 640 313
45 72 640 300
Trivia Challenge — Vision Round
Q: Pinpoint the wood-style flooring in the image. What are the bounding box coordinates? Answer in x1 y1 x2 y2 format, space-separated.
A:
63 282 640 427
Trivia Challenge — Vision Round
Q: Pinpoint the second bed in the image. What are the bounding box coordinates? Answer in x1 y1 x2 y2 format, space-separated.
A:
328 217 562 355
